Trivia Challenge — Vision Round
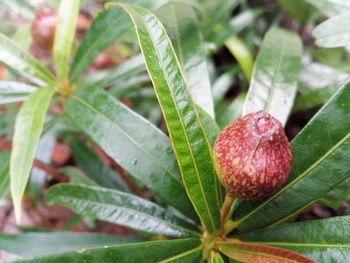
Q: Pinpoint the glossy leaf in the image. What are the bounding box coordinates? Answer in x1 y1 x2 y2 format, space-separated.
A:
0 151 10 199
106 3 222 233
305 0 350 16
0 232 141 257
87 54 145 88
64 86 196 220
60 166 99 187
45 184 200 237
319 177 350 209
242 27 302 126
53 0 80 82
225 35 253 80
0 81 37 104
232 79 350 232
157 3 214 117
0 33 55 86
12 238 201 263
69 139 130 192
10 87 55 222
218 240 315 263
313 14 350 48
240 216 350 263
70 0 166 83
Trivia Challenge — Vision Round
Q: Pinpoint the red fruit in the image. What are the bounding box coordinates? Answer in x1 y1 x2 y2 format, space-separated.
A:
213 111 292 200
31 7 57 51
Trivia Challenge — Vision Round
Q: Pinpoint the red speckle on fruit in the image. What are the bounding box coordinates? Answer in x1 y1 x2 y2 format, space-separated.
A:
213 111 292 200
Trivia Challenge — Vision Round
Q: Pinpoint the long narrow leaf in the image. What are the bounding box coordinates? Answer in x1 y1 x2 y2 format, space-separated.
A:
53 0 80 82
241 216 350 263
0 34 55 85
10 86 55 222
0 81 37 104
0 151 10 199
242 27 302 126
106 3 222 233
11 238 201 263
232 79 350 232
70 0 166 83
157 3 215 117
64 86 196 220
218 240 315 263
0 232 141 257
45 184 200 238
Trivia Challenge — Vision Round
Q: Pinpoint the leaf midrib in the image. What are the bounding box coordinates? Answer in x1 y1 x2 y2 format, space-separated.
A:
70 94 183 186
49 187 200 237
236 129 350 226
129 5 217 231
157 246 201 262
253 241 350 248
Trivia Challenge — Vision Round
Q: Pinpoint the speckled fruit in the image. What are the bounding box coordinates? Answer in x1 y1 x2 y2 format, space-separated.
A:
213 111 292 200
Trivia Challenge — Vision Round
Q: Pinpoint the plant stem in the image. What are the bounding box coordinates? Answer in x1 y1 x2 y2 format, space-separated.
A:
220 194 235 225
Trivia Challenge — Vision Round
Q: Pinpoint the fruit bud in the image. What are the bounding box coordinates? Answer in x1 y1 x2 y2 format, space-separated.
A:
213 111 292 200
31 7 57 51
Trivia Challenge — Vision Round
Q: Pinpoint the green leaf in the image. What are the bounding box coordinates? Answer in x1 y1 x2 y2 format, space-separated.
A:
53 0 80 82
86 54 145 88
216 92 246 129
45 184 200 237
242 27 302 126
69 139 130 192
240 216 350 263
11 238 201 263
232 79 350 232
0 81 37 104
10 86 55 222
106 2 222 233
0 0 35 19
318 177 350 209
0 151 10 199
59 166 99 187
157 3 214 117
210 251 224 263
0 232 141 257
225 35 253 81
312 14 350 48
305 0 350 17
0 34 55 85
64 86 196 220
218 239 315 263
70 0 166 83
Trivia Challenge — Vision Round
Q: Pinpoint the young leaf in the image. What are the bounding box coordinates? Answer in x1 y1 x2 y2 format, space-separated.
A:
10 238 201 263
0 232 141 257
64 86 196 220
218 239 315 263
242 27 302 126
313 14 350 48
232 79 350 232
0 34 55 86
210 251 225 263
45 184 200 237
69 139 130 192
10 86 55 222
53 0 80 82
240 216 350 263
105 3 222 234
70 0 166 83
157 3 215 117
0 81 37 104
225 35 253 81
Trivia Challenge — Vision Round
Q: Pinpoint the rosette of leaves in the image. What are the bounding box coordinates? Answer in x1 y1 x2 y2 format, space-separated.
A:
1 0 350 262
